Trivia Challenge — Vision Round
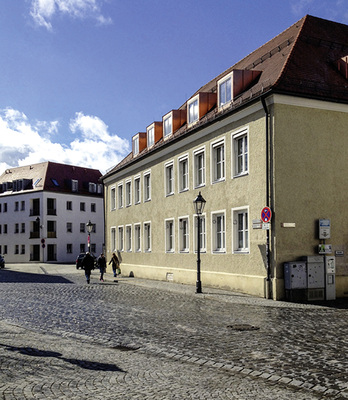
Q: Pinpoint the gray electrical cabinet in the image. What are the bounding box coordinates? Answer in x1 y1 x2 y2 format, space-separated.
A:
284 262 307 289
301 256 325 300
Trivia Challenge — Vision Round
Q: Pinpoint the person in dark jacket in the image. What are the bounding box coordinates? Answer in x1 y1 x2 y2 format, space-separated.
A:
81 252 94 284
109 252 120 278
97 253 106 282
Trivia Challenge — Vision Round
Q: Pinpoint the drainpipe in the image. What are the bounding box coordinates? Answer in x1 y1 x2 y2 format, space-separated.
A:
261 96 272 300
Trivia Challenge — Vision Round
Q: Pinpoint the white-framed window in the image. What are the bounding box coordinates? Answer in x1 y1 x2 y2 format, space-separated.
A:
194 214 206 253
118 183 123 209
165 162 174 196
193 147 205 188
178 156 189 192
188 96 199 125
89 183 96 193
144 171 151 202
72 179 78 192
147 125 154 148
211 139 225 183
232 128 249 177
134 176 141 204
179 216 189 253
144 222 151 252
165 219 175 253
126 225 132 252
111 227 116 252
232 207 249 253
218 74 232 108
126 180 132 207
163 113 172 138
133 135 139 155
67 222 72 233
134 224 141 252
110 187 116 210
118 226 124 252
212 211 226 253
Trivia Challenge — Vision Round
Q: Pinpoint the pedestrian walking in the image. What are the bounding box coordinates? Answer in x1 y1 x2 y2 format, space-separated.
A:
109 252 120 277
97 253 106 282
81 252 94 284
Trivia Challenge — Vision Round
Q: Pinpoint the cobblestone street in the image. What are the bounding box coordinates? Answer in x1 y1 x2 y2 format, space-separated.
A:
0 264 347 399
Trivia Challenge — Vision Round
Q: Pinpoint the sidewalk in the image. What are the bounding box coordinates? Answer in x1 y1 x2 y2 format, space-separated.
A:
4 262 334 310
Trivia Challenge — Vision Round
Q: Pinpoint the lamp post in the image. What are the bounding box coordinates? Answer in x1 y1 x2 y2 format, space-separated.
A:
193 191 206 294
86 220 93 252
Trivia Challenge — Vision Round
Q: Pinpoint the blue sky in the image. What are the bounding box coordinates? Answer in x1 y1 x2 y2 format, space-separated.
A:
1 0 348 174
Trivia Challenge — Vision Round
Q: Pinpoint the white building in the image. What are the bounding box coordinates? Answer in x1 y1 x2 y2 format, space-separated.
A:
0 162 104 263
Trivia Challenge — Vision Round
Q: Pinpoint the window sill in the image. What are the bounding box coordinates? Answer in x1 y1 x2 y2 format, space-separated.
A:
233 250 250 255
233 172 249 179
212 178 225 185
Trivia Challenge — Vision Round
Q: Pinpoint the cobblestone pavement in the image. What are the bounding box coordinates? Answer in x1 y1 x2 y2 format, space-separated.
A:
0 264 347 399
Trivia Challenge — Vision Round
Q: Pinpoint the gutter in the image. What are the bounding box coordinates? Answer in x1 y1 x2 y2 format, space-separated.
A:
261 96 272 300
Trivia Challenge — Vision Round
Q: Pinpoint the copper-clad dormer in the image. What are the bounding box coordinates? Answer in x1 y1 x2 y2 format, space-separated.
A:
187 92 217 126
146 122 163 148
132 132 147 156
162 109 186 139
217 69 261 109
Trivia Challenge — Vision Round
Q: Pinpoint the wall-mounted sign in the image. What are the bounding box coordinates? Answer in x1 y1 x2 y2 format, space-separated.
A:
318 244 332 254
319 219 331 239
252 219 262 229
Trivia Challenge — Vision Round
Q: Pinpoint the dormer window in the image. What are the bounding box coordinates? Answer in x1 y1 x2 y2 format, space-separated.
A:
162 110 186 139
146 122 163 148
187 93 217 126
72 179 78 192
133 136 139 155
217 70 261 109
132 132 147 156
188 96 199 125
163 114 172 138
147 125 155 147
219 75 232 107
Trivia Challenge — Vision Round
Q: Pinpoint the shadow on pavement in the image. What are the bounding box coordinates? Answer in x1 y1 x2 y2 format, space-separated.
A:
0 270 73 284
1 343 126 372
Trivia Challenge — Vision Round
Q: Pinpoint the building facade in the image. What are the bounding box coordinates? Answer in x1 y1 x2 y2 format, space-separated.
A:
0 162 104 263
102 15 348 300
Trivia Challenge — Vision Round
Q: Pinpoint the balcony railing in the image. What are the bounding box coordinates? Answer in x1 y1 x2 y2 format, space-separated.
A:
29 232 40 239
29 210 40 216
47 232 57 238
47 209 57 215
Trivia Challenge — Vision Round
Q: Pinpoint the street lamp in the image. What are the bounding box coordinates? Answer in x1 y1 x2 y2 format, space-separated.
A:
193 192 206 294
86 220 93 252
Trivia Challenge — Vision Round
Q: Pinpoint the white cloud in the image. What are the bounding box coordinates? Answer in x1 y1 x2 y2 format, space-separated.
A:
0 108 129 174
30 0 112 30
290 0 314 16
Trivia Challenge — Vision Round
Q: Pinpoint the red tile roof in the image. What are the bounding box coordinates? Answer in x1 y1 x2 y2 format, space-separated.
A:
0 161 102 196
103 15 348 179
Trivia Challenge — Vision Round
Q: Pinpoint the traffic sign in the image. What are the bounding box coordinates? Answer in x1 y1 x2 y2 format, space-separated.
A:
261 207 272 223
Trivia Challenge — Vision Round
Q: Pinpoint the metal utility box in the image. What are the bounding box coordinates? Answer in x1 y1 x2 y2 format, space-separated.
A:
325 256 336 300
284 262 307 289
301 256 325 289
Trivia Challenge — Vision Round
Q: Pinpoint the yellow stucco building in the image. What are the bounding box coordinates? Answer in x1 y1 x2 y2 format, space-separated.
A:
102 15 348 300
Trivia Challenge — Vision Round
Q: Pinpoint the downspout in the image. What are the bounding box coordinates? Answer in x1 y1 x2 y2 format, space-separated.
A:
261 96 272 299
